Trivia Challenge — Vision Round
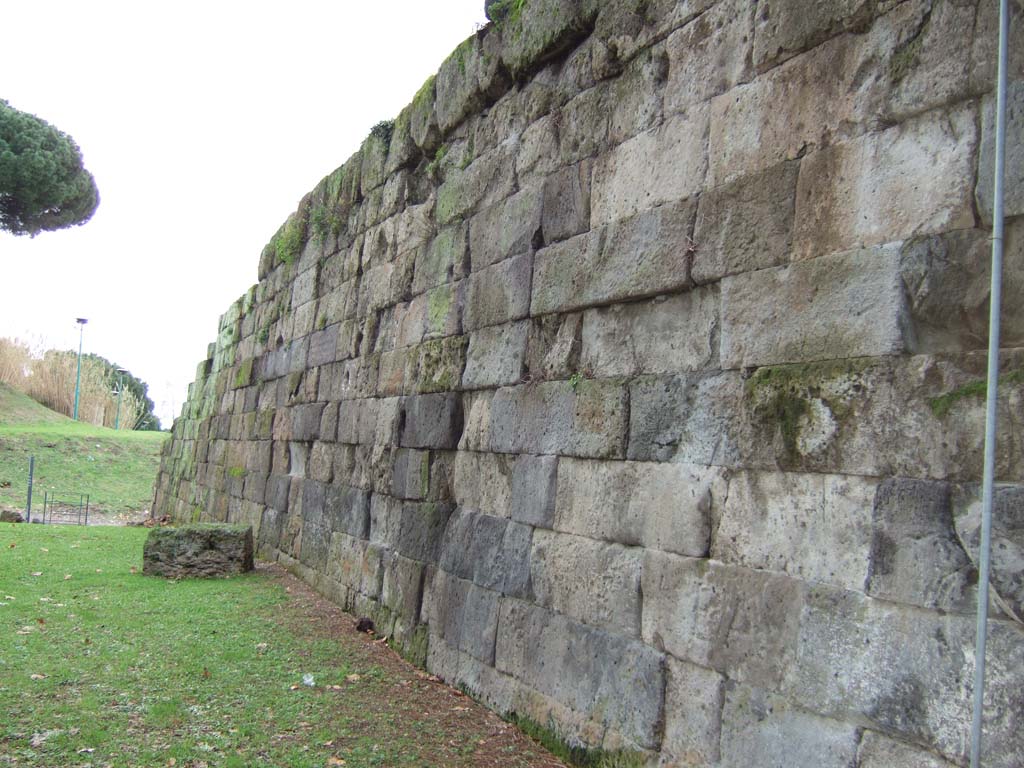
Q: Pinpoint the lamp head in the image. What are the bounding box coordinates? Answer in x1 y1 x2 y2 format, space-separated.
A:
76 318 88 326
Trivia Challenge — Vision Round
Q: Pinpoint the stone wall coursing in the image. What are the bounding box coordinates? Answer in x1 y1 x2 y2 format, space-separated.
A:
153 1 1024 764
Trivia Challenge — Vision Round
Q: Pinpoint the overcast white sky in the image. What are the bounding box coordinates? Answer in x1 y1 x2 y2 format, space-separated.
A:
0 0 488 427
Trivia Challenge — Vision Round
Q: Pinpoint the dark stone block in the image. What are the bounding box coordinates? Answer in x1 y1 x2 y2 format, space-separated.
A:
143 524 254 578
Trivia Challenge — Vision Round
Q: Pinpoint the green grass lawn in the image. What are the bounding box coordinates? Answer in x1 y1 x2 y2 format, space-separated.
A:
0 384 166 515
0 525 556 768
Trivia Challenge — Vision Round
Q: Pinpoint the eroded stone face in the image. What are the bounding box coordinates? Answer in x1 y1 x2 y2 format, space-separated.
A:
153 1 1024 764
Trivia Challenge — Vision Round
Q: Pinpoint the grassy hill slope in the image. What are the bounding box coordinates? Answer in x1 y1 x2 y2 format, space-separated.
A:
0 383 167 516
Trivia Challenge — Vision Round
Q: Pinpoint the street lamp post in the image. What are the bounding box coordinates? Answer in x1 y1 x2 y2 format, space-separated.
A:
73 318 88 421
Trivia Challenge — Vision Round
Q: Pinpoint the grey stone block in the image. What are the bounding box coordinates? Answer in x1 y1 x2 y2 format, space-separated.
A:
720 245 911 369
857 730 960 768
395 501 455 563
452 450 514 517
462 321 528 390
325 484 371 540
642 552 805 688
530 530 642 636
978 80 1024 222
867 477 975 612
627 371 748 466
495 598 665 750
463 251 533 332
429 569 500 664
751 0 874 70
555 458 722 557
400 393 463 450
662 658 725 766
488 380 628 460
714 470 878 593
308 324 340 367
953 483 1024 620
580 288 718 378
510 454 558 528
290 402 325 442
143 525 255 578
541 159 592 245
438 508 532 598
412 224 468 296
718 685 860 768
782 586 1024 765
531 200 696 316
469 187 543 272
524 312 582 381
692 160 798 284
390 448 430 501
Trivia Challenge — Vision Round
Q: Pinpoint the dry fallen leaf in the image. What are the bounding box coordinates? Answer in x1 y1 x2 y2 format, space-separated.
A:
40 547 48 552
30 572 42 577
36 617 45 626
327 758 346 766
129 566 137 574
63 574 72 581
345 674 361 683
168 759 177 767
5 595 15 601
30 673 46 680
202 667 211 679
8 543 14 549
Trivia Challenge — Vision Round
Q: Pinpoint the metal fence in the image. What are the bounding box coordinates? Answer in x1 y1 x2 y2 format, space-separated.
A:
38 492 90 525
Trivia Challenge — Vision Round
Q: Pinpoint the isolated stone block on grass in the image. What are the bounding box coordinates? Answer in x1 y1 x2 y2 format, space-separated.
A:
143 524 254 578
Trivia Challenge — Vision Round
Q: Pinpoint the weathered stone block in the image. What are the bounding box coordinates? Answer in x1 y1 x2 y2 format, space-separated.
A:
510 454 558 529
978 80 1024 222
715 470 877 592
662 659 725 767
953 483 1024 620
530 530 642 636
468 187 544 272
463 251 533 331
462 321 528 390
580 288 718 378
325 484 371 539
400 393 463 450
438 509 532 598
691 160 798 284
641 552 805 688
591 107 708 227
720 245 910 368
792 106 977 260
412 224 468 295
497 0 594 78
496 598 665 750
531 200 696 316
290 402 325 442
452 450 513 517
718 685 860 768
394 500 455 563
390 448 430 501
524 312 582 381
143 524 254 578
627 371 748 466
857 730 960 768
751 0 874 70
427 569 500 664
435 146 517 227
541 160 592 245
555 458 723 556
488 380 628 459
782 586 1024 766
867 477 975 612
664 0 754 113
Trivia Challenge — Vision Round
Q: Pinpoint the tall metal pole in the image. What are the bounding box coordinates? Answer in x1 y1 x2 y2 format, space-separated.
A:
26 456 34 524
72 318 88 420
115 372 124 430
969 1 1009 765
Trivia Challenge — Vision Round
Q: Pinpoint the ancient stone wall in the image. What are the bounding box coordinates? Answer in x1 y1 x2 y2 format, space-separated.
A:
153 1 1024 764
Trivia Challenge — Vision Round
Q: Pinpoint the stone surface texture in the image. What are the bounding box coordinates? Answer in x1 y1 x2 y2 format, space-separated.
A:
152 1 1024 764
142 524 255 578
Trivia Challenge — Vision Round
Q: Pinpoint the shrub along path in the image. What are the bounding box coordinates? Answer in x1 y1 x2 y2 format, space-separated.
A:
0 524 564 767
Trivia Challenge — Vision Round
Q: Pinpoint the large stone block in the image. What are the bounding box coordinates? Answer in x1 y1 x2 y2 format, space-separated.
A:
463 251 533 331
627 371 749 466
325 483 371 539
452 450 513 517
714 470 878 592
953 483 1024 620
143 524 255 579
720 245 911 368
400 393 463 450
691 160 798 284
530 529 642 636
435 145 517 227
524 312 582 381
496 0 594 77
782 586 1024 766
438 509 532 598
554 458 723 557
751 0 875 70
978 80 1024 222
488 380 628 459
531 200 696 317
541 159 592 245
857 730 960 768
426 569 500 664
580 287 718 378
496 598 665 750
793 105 977 261
509 454 558 529
412 224 469 295
718 685 860 768
664 0 754 113
468 187 544 272
641 552 805 688
662 659 725 767
591 107 708 227
867 477 975 612
462 321 528 390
